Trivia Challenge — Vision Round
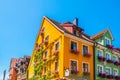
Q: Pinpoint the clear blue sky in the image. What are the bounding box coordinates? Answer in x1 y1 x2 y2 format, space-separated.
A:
0 0 120 79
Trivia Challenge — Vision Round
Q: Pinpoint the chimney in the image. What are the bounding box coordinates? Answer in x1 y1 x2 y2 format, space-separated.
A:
73 18 78 26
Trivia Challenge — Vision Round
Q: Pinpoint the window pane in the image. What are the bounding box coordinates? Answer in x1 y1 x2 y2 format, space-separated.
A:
83 63 88 72
71 60 77 71
71 42 74 49
98 50 102 57
71 41 77 50
83 45 88 54
55 42 59 50
55 61 58 71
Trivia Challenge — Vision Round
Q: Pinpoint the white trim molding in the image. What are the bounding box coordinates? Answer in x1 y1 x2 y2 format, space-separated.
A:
64 33 94 45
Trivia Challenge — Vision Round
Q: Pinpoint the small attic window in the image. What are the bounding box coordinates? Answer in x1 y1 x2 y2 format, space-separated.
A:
45 35 49 40
40 27 45 35
73 30 79 36
41 27 45 32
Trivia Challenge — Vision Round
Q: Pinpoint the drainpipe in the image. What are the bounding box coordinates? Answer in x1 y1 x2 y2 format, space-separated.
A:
94 42 97 80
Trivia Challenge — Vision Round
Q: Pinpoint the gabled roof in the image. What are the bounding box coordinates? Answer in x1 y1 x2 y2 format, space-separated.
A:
44 16 93 43
91 28 114 40
44 16 70 33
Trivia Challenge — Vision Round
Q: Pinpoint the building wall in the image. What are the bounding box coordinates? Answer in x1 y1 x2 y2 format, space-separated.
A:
28 53 34 79
95 31 120 80
95 47 120 80
9 58 17 80
27 17 64 79
63 35 94 80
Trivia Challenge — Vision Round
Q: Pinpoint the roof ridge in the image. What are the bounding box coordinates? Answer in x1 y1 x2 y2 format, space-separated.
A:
91 28 110 39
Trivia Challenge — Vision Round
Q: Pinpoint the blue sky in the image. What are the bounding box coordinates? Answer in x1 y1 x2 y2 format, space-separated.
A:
0 0 120 79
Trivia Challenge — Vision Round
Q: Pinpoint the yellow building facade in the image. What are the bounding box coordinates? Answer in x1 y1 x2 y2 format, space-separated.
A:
27 16 94 80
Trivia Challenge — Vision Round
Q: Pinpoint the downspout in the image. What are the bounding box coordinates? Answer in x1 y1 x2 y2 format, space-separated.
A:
93 42 97 80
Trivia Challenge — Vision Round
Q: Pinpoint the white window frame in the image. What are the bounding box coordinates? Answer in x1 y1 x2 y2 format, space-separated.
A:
69 59 78 71
106 67 111 75
82 62 90 72
106 52 111 60
97 65 103 74
113 68 118 76
54 40 60 51
54 60 59 72
98 38 103 45
44 66 47 74
112 55 118 62
97 49 103 57
82 44 89 55
105 37 111 45
70 40 78 50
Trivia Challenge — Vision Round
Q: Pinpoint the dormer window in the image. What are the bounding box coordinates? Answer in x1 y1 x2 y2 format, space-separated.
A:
73 30 79 36
45 35 49 41
98 38 103 45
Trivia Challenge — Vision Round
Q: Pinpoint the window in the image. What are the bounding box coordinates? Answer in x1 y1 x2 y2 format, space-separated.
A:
99 38 102 43
70 60 77 71
55 42 60 50
73 30 79 36
83 63 89 73
83 45 88 54
98 50 103 57
106 67 111 75
73 30 76 35
105 38 111 45
106 53 111 60
50 47 52 56
49 63 51 71
40 27 45 34
41 27 45 32
71 41 77 50
112 56 117 62
54 61 58 72
98 66 103 74
44 51 47 58
44 67 47 74
114 69 118 76
45 35 49 41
